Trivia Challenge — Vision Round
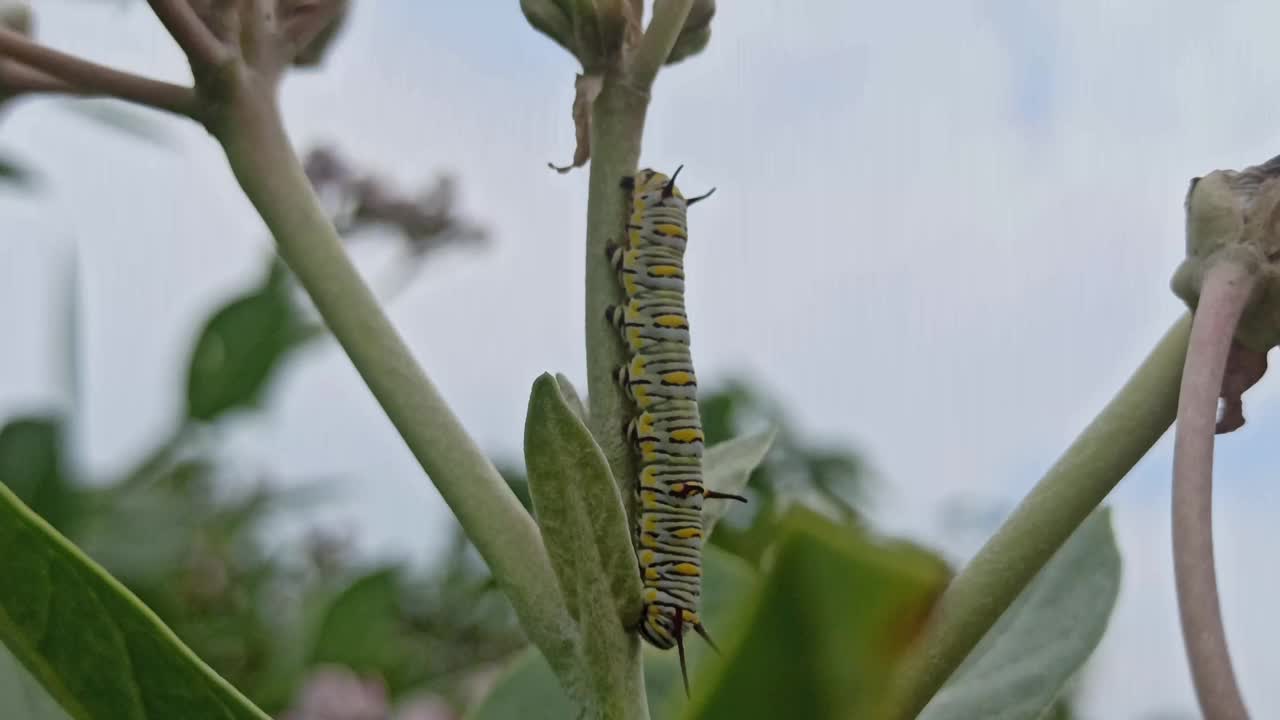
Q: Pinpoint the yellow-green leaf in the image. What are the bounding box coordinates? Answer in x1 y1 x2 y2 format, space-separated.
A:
680 507 950 720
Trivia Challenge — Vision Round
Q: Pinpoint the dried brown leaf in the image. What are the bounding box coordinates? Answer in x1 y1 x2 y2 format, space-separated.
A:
548 73 603 174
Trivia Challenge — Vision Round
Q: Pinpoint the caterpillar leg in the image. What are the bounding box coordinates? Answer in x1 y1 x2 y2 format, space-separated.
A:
604 304 623 327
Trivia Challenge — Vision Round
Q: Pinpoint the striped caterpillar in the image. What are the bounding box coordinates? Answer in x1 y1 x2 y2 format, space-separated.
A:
606 166 746 694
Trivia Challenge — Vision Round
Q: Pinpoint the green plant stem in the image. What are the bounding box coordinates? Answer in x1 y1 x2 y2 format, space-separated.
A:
584 75 648 519
1173 261 1254 720
885 314 1192 720
574 5 693 719
583 0 695 523
214 85 576 677
630 0 694 87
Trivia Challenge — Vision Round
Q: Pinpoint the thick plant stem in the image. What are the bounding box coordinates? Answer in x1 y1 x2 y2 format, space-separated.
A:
886 315 1192 720
583 0 694 522
584 75 649 521
1173 261 1255 720
215 89 575 677
575 5 693 719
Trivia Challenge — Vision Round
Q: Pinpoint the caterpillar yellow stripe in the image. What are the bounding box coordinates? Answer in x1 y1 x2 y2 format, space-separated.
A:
606 166 743 696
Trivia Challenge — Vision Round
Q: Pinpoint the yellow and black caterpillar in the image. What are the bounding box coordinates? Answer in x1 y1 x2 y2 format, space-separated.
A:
606 167 745 693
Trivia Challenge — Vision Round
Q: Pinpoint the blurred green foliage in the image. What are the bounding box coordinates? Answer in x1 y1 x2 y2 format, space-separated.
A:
0 252 526 716
699 378 869 565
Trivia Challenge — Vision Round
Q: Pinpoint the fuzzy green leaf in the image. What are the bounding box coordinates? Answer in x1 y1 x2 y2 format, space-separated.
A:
659 0 714 64
524 372 644 711
554 372 588 423
701 428 776 538
680 507 949 720
0 482 269 720
919 509 1121 720
520 0 576 55
525 372 640 624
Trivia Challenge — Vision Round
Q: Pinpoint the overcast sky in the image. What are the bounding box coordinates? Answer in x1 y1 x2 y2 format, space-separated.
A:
8 1 1280 717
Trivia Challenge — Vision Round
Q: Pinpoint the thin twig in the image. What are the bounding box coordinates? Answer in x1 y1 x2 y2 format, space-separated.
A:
0 27 199 118
1173 259 1255 720
1 60 75 95
146 0 230 70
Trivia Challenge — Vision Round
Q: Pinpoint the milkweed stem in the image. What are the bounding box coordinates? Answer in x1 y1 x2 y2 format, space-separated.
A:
1172 259 1255 720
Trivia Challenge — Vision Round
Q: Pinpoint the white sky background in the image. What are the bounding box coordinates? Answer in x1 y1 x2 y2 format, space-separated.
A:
6 1 1280 717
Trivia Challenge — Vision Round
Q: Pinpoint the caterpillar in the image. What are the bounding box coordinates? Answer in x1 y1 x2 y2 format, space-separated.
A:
606 166 746 695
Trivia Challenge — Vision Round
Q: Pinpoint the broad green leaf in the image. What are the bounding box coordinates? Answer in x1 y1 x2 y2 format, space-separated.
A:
309 568 404 679
918 508 1121 720
524 373 640 624
680 507 950 720
701 428 776 538
186 259 301 421
468 546 757 720
0 481 269 720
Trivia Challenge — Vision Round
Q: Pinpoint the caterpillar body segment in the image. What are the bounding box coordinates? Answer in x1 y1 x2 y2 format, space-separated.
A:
617 350 699 390
610 166 735 696
612 245 687 296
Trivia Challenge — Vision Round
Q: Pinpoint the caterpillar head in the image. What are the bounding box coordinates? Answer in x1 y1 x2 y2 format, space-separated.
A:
625 167 685 205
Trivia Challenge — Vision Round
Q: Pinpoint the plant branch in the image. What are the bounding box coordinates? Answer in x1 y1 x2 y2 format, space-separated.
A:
1173 260 1255 720
584 77 649 526
630 0 693 88
584 0 693 529
0 27 199 118
146 0 230 70
214 88 576 680
0 60 74 96
885 314 1192 720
